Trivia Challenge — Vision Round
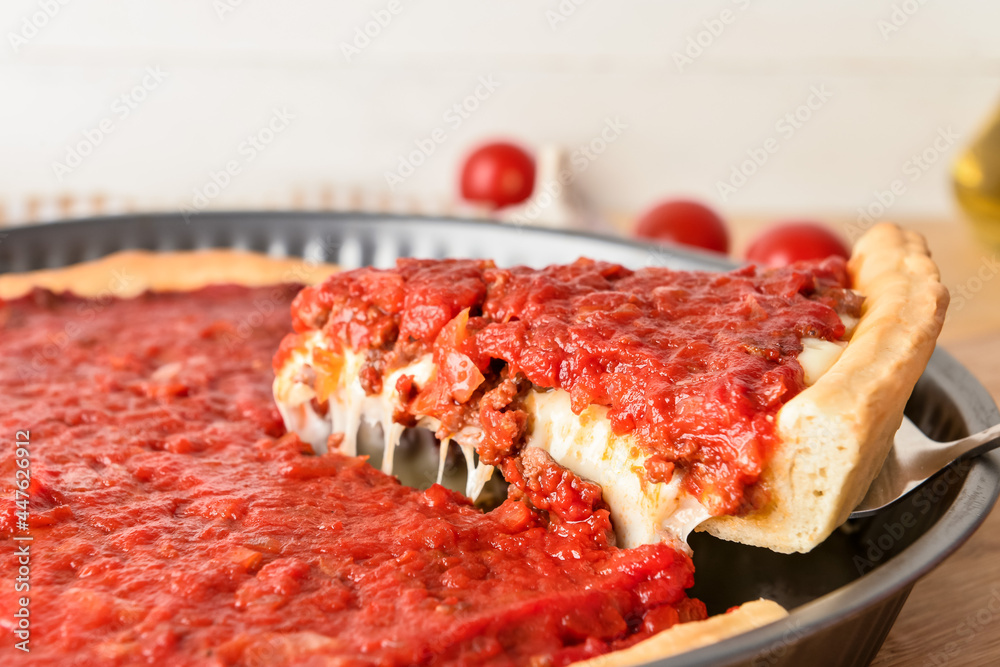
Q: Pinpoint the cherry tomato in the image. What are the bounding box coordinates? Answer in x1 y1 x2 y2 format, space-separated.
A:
459 141 535 209
633 200 730 254
745 222 850 267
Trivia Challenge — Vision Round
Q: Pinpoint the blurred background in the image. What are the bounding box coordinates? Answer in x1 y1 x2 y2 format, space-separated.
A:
3 3 1000 665
1 1 998 226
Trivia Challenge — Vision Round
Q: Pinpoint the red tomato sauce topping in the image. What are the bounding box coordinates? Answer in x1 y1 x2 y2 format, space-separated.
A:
287 257 859 515
0 285 705 666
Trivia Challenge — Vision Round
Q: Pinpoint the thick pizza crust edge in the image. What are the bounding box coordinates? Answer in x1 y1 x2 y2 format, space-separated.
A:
0 249 339 299
572 599 787 667
699 223 950 553
0 247 788 665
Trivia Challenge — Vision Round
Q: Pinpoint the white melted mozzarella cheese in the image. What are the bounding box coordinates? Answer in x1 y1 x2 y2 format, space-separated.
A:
798 338 847 386
523 390 709 549
273 321 852 548
273 339 495 500
795 305 859 387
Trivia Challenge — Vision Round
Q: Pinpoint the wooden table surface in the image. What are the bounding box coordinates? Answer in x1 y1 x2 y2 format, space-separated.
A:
868 222 1000 667
872 329 1000 667
727 219 1000 667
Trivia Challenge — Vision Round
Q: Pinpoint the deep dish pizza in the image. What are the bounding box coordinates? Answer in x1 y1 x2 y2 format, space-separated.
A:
0 223 946 665
273 223 947 554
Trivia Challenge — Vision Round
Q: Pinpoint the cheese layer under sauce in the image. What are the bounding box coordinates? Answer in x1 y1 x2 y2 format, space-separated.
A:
274 328 847 549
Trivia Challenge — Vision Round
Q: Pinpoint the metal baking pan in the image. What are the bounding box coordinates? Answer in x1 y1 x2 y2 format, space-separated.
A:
2 211 998 667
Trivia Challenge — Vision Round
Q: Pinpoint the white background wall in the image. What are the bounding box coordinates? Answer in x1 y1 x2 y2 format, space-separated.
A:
1 0 998 225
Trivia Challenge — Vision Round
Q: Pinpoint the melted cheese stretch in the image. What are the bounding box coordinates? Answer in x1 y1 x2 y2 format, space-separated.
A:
273 332 848 549
274 335 495 501
524 390 709 548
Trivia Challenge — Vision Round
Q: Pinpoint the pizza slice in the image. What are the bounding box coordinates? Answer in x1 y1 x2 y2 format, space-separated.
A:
273 223 948 553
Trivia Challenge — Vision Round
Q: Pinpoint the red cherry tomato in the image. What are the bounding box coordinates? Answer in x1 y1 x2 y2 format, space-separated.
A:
633 200 730 254
745 222 850 267
459 141 535 209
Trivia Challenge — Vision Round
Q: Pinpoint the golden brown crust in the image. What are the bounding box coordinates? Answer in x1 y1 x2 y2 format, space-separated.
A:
700 223 950 552
0 249 338 299
571 600 788 667
1 249 789 666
